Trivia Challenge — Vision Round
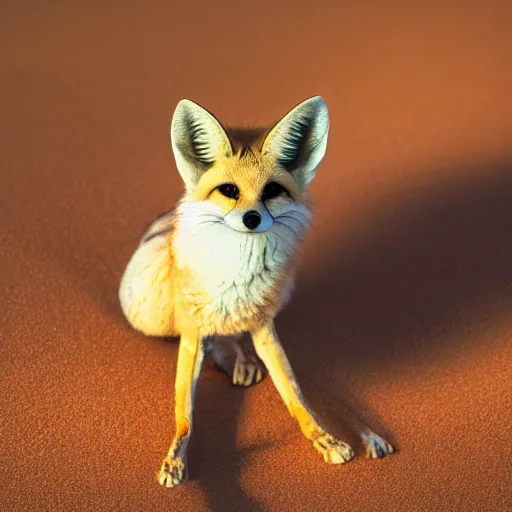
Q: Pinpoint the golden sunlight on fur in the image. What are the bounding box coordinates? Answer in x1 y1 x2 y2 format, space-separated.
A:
118 96 394 488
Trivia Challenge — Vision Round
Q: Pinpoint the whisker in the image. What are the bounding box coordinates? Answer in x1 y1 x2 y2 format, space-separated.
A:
276 210 310 222
275 220 300 239
275 217 307 230
275 216 310 229
185 218 224 228
275 215 307 233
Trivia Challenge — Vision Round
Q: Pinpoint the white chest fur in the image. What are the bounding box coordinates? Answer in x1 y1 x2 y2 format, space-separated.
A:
173 201 309 329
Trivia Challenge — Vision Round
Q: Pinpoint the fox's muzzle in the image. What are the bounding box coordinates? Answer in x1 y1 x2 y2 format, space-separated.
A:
224 205 273 233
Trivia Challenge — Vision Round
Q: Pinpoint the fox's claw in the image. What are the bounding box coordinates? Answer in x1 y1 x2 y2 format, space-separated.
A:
312 432 355 464
361 431 395 459
157 457 187 488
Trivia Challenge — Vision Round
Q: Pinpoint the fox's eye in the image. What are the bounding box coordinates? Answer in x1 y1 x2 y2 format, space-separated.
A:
217 183 239 199
262 182 286 201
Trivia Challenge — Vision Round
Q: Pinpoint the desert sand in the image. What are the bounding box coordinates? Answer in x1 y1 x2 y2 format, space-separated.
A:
1 1 511 510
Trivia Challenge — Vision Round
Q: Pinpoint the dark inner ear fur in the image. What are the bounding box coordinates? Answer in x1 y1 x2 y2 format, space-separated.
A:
188 119 215 165
185 116 221 166
275 116 312 171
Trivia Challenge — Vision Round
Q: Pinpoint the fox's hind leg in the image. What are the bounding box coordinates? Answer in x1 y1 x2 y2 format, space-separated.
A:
210 334 266 387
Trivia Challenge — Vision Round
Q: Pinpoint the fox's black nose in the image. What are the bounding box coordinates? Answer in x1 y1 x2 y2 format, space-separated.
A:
243 211 261 230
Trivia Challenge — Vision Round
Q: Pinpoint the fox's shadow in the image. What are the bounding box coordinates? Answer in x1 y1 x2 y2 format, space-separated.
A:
187 366 271 512
275 158 512 441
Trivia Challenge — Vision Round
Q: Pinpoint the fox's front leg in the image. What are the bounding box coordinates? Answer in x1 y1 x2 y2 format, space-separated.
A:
157 329 207 488
251 322 355 464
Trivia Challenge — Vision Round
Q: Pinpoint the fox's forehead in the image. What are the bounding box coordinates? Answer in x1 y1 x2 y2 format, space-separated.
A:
221 147 271 188
193 152 300 201
192 126 302 200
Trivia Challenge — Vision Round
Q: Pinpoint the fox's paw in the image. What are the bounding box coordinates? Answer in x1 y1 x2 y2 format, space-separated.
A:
361 431 395 459
232 354 265 387
157 457 186 488
211 338 266 387
312 432 354 464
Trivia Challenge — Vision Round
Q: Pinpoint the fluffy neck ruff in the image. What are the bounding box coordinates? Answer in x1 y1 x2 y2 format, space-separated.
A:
173 200 312 298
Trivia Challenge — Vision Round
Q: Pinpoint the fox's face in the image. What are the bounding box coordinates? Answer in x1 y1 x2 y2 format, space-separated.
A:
189 151 303 234
170 96 330 238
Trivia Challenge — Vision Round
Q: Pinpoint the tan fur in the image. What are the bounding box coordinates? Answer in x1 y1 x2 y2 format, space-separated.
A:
118 96 394 488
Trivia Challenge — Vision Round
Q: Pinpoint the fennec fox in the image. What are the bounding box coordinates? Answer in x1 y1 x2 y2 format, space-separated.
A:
119 96 394 487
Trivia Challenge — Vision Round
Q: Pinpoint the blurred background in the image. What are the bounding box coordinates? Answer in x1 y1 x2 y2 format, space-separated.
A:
1 1 511 510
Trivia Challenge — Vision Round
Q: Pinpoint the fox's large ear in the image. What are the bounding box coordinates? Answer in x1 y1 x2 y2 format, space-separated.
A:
171 99 233 189
262 96 329 190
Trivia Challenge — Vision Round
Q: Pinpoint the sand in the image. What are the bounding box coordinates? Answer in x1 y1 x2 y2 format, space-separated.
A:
2 1 511 510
